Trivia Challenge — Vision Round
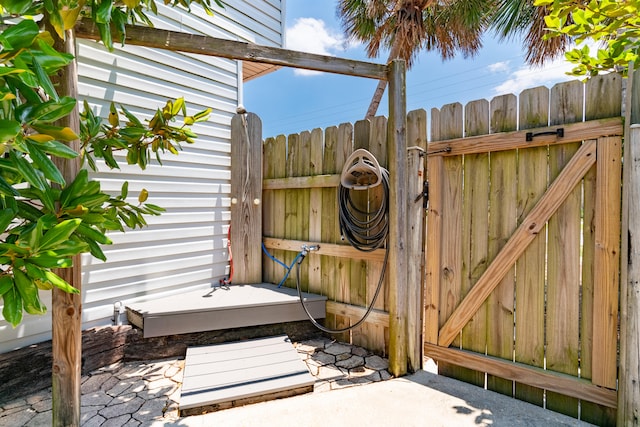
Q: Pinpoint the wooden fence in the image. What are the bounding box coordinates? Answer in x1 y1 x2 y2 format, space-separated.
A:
261 114 428 355
424 73 622 426
253 73 623 425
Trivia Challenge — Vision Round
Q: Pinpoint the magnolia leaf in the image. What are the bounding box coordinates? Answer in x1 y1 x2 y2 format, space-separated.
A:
27 142 66 185
75 223 112 245
2 285 23 327
0 19 39 51
0 120 21 143
0 275 13 295
44 270 79 294
26 134 55 143
108 102 119 127
138 188 149 203
193 108 211 122
27 96 76 123
60 2 85 30
60 169 89 208
84 237 107 261
32 58 59 101
27 254 73 269
31 123 80 142
0 208 16 233
39 219 82 251
14 268 46 315
10 150 48 191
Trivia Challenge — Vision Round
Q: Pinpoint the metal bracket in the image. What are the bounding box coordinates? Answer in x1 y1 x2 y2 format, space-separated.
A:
526 128 564 142
414 181 429 209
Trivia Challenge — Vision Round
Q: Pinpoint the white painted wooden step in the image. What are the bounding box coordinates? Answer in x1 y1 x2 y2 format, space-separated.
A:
179 335 315 415
126 283 327 338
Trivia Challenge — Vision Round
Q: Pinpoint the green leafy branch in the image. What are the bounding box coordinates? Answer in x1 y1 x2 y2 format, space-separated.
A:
80 98 211 170
535 0 640 77
1 0 224 49
0 8 213 327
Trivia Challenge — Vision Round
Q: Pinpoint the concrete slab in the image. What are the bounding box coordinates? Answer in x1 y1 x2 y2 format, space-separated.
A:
164 369 595 427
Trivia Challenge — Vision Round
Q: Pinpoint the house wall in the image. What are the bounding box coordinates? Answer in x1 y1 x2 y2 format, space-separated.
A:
0 0 284 353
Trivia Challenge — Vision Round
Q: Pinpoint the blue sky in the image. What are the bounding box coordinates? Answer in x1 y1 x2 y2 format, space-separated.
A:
244 0 577 138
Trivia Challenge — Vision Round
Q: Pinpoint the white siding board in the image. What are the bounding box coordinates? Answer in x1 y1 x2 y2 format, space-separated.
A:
0 0 283 352
77 57 238 105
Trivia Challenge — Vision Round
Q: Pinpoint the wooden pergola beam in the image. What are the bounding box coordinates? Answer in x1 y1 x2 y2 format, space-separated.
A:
74 19 388 81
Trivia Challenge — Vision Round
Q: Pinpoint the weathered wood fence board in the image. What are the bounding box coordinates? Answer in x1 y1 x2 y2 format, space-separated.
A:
485 93 517 397
424 74 623 426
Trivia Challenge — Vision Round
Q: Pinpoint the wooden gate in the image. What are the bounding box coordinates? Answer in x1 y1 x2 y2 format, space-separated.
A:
423 74 623 426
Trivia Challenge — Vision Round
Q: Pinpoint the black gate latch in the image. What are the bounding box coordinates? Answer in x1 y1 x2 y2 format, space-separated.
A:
415 181 429 209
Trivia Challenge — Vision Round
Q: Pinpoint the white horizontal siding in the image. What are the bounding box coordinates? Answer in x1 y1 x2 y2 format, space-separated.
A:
0 0 283 353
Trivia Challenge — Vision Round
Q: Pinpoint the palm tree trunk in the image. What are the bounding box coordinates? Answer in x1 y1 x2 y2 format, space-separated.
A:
365 79 389 120
365 39 402 120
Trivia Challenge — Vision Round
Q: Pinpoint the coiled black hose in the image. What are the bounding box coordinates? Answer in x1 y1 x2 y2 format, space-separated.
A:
296 167 390 334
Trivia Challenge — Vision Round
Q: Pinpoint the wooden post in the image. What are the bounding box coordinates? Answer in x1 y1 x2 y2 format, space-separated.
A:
50 29 82 427
230 112 263 284
619 66 640 426
406 109 427 372
387 59 408 376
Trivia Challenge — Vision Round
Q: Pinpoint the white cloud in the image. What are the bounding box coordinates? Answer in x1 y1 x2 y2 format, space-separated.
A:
487 61 511 73
492 56 575 95
286 18 346 76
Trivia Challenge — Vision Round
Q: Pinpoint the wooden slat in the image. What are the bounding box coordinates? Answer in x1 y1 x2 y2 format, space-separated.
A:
424 344 617 408
271 135 287 285
365 115 388 355
580 144 597 384
513 86 549 407
406 109 427 372
263 175 340 190
439 103 463 345
284 133 300 288
320 126 339 331
426 117 622 156
297 131 312 292
349 119 371 347
582 72 622 426
545 80 583 417
424 107 443 345
437 103 464 379
486 93 517 396
592 136 622 389
460 99 490 388
230 113 262 283
438 139 597 348
262 136 277 284
424 156 442 342
308 128 324 295
325 300 389 328
75 19 388 80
